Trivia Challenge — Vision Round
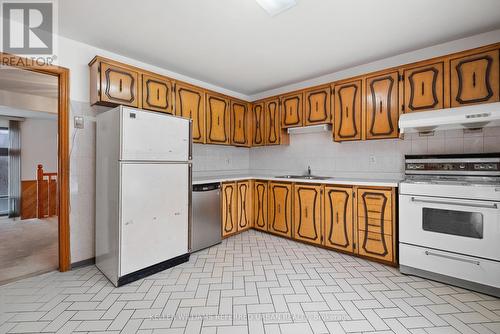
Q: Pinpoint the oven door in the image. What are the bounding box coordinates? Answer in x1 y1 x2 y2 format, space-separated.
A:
399 194 500 261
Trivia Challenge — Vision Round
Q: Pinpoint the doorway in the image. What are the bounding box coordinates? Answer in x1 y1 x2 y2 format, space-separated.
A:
0 54 70 284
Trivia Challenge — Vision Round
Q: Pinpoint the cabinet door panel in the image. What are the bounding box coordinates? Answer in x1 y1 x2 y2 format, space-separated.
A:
237 181 253 231
324 187 353 253
142 74 172 113
281 92 303 128
206 94 230 144
231 101 250 146
334 80 362 141
266 99 281 145
254 181 268 231
268 182 292 238
294 184 322 245
404 62 444 112
304 86 331 125
365 72 399 139
100 62 139 107
358 230 393 262
222 183 237 237
175 84 205 143
451 50 500 107
252 103 266 146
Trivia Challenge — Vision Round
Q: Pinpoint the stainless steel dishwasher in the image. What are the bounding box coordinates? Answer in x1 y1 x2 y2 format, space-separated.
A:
191 182 222 252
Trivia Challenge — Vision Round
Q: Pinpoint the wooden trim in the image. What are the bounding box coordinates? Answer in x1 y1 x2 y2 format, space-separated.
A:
1 52 71 272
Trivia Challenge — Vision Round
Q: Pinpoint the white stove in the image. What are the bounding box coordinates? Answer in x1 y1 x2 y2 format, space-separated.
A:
399 153 500 297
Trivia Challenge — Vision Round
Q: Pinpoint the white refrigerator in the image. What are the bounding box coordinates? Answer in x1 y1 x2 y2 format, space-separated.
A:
96 106 192 286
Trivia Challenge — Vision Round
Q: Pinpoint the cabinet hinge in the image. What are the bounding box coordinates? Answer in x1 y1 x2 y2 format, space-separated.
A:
331 87 335 95
398 74 404 81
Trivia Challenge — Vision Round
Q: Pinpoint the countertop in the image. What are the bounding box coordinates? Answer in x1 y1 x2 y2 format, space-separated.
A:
192 174 401 187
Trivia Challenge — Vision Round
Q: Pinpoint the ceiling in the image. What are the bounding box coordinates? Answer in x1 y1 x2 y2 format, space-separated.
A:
59 0 500 95
0 67 58 98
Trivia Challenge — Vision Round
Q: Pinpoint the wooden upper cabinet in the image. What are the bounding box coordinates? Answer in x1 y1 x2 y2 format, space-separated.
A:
293 184 323 245
404 62 444 112
334 80 362 141
231 100 250 147
265 98 281 145
252 102 266 146
450 49 500 107
268 182 292 238
365 72 399 139
281 92 303 128
206 93 230 145
99 62 139 107
253 181 268 232
222 182 237 238
324 186 354 253
175 83 205 144
142 74 172 113
304 86 331 125
237 181 253 231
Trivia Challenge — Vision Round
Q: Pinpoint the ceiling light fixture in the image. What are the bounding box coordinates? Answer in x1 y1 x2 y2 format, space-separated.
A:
256 0 297 16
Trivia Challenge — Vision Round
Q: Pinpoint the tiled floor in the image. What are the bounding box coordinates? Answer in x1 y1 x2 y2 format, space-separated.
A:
1 230 499 334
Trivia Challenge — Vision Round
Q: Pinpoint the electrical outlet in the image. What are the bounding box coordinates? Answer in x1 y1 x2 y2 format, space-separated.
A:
369 155 376 164
74 116 84 129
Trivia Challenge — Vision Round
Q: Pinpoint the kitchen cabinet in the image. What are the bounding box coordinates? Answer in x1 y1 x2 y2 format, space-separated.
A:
222 182 237 237
334 80 362 141
252 102 266 146
356 187 396 263
175 83 206 143
142 74 173 113
268 182 293 238
293 184 323 245
231 100 251 147
304 86 331 126
450 49 500 107
365 71 399 139
206 93 230 145
90 59 140 108
253 181 268 232
403 62 444 113
237 181 253 231
265 98 282 145
324 186 354 253
281 92 303 128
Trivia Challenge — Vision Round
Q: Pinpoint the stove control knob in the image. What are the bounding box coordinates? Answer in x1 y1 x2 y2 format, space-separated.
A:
475 164 486 170
416 164 424 169
487 164 496 170
459 164 466 169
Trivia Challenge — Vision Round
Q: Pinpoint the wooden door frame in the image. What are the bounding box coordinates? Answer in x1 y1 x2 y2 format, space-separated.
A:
1 53 71 271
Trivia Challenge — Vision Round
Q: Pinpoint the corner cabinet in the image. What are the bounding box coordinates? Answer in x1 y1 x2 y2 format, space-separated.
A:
324 186 354 253
206 93 230 145
252 102 266 146
334 80 362 141
253 181 268 232
231 100 251 147
356 187 396 264
222 182 237 238
174 83 206 144
236 181 253 231
450 49 500 107
268 182 292 238
403 62 444 113
281 92 303 128
304 86 331 126
142 74 173 113
293 184 323 245
365 72 399 139
265 98 282 145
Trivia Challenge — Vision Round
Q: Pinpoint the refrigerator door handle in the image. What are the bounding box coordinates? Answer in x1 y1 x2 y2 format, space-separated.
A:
188 163 192 252
188 120 193 160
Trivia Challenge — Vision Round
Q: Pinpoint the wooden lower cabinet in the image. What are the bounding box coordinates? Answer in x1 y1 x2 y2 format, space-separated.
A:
293 184 323 245
253 181 268 231
323 186 354 253
268 182 293 238
236 181 253 231
222 182 237 237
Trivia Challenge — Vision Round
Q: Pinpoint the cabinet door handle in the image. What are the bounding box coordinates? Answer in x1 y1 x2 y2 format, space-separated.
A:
277 204 281 214
305 207 308 218
379 100 383 114
472 72 476 87
421 82 425 96
119 79 123 92
217 116 220 126
157 88 160 100
256 120 260 129
346 106 349 118
315 101 319 112
289 106 292 115
336 212 339 224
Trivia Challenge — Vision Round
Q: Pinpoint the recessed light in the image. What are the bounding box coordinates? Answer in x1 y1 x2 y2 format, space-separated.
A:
256 0 297 16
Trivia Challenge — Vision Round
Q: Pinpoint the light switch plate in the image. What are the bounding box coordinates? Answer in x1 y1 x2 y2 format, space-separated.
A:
74 116 84 129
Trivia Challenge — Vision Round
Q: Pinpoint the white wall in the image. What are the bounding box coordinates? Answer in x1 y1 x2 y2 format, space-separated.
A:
193 144 250 178
20 118 58 180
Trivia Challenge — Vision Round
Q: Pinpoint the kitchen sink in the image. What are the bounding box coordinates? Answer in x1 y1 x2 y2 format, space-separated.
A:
275 175 333 180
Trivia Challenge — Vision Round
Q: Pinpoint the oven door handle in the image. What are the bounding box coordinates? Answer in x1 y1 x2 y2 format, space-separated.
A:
424 250 480 266
410 197 498 209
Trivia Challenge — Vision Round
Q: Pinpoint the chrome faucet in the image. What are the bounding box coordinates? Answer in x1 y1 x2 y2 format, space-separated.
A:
307 166 311 176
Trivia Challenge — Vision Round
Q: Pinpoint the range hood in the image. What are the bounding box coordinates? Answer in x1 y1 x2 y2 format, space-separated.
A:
287 124 332 135
399 102 500 134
